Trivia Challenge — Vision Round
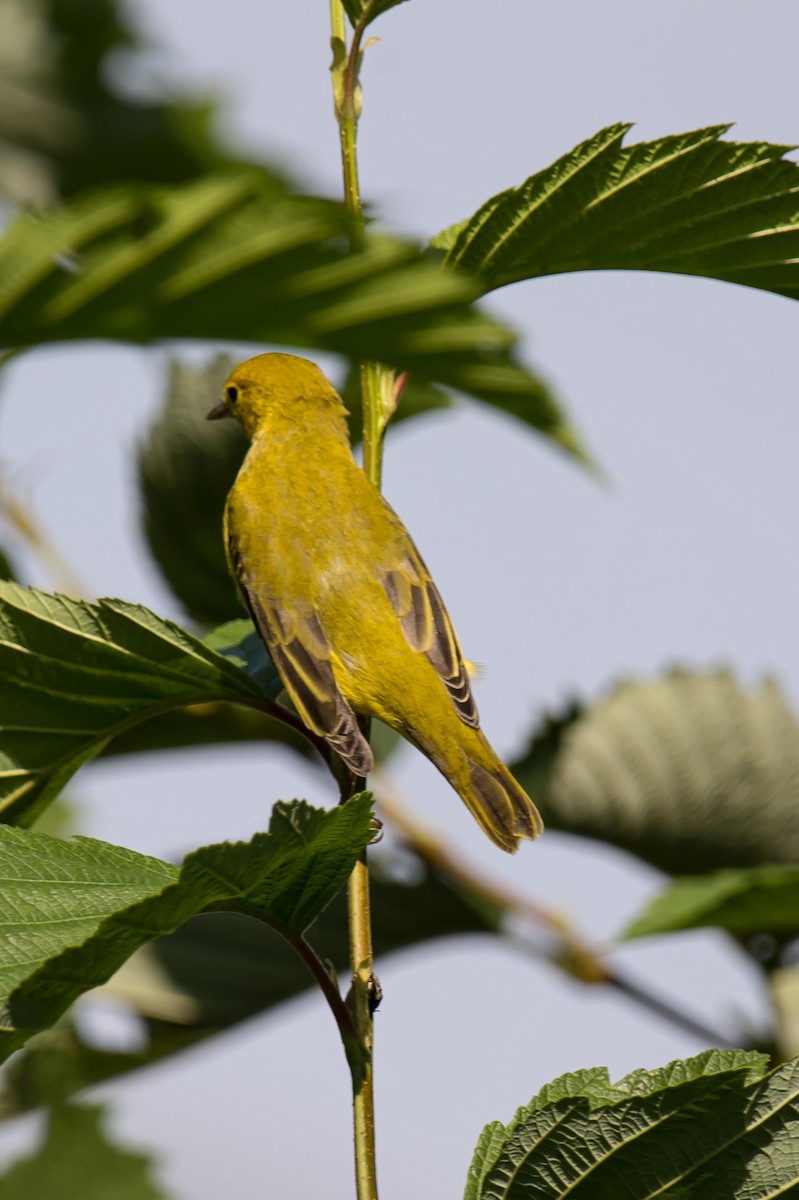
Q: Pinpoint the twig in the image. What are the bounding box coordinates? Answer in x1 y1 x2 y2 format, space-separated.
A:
374 773 741 1049
0 476 90 597
211 901 360 1055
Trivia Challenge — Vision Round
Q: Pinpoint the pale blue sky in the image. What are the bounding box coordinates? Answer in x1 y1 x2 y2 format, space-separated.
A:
1 2 798 1196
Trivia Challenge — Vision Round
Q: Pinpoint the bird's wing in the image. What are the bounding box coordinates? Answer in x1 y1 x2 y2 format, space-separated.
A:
230 529 374 777
381 538 479 728
248 591 373 776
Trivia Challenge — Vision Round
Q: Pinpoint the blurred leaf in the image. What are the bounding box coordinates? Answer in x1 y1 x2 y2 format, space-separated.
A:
6 0 261 200
0 0 77 206
513 670 799 875
0 582 278 827
623 867 799 940
341 0 410 27
138 355 244 626
0 853 498 1111
465 1049 799 1200
0 1102 167 1200
772 966 799 1063
0 795 373 1063
0 1 72 153
436 124 799 302
0 543 17 581
0 175 585 461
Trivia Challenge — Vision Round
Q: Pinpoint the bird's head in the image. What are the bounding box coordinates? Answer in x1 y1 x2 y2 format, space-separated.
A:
207 352 345 440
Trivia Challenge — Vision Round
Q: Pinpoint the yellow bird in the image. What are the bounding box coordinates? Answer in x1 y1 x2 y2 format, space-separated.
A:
208 353 542 853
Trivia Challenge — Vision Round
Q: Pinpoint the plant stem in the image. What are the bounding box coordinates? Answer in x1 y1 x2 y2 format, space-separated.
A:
217 901 359 1053
346 849 379 1199
329 5 388 1197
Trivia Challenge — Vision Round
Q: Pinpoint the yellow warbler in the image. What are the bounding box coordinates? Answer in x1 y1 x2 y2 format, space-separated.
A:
208 353 542 852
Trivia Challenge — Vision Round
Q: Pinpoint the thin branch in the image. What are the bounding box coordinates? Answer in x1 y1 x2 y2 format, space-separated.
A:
0 477 91 597
209 901 359 1052
374 773 742 1049
605 971 738 1048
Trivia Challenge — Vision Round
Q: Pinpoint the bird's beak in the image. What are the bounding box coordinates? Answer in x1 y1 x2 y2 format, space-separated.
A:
206 402 229 421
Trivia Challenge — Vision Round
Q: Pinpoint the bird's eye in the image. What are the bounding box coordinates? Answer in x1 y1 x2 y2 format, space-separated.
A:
226 385 239 406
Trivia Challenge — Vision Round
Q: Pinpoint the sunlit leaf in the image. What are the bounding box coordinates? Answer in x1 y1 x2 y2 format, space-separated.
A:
436 124 799 301
0 795 373 1063
0 853 498 1110
0 583 277 826
465 1050 799 1200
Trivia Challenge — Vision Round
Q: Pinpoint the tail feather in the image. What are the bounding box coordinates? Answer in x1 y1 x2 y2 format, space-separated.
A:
412 722 543 853
465 755 543 854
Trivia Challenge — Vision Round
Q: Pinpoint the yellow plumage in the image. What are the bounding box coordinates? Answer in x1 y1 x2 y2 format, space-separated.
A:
208 352 542 853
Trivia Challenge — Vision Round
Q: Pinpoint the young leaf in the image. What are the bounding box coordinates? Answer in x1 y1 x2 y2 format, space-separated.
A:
0 795 373 1063
0 582 277 827
0 175 585 461
465 1049 799 1200
341 0 409 28
0 1102 167 1200
436 124 799 301
512 670 799 875
623 866 799 940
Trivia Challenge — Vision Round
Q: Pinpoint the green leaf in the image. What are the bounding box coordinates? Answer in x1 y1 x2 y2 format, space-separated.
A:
0 174 584 460
7 0 262 201
0 0 78 206
0 582 277 827
202 618 282 694
512 670 799 875
138 850 498 1027
0 795 373 1063
137 355 245 626
623 866 799 940
0 853 498 1111
0 1102 167 1200
341 0 410 27
436 124 799 301
465 1049 799 1200
98 701 317 763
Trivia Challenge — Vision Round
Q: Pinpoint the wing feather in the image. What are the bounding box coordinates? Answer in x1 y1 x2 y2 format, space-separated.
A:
248 593 373 776
382 540 479 728
228 517 373 777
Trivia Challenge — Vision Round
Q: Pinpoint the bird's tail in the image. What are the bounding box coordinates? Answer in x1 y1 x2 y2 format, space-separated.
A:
423 727 543 853
463 742 543 853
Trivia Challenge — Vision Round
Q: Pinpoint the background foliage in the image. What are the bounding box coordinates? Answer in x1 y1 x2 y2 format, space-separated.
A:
0 0 797 1196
